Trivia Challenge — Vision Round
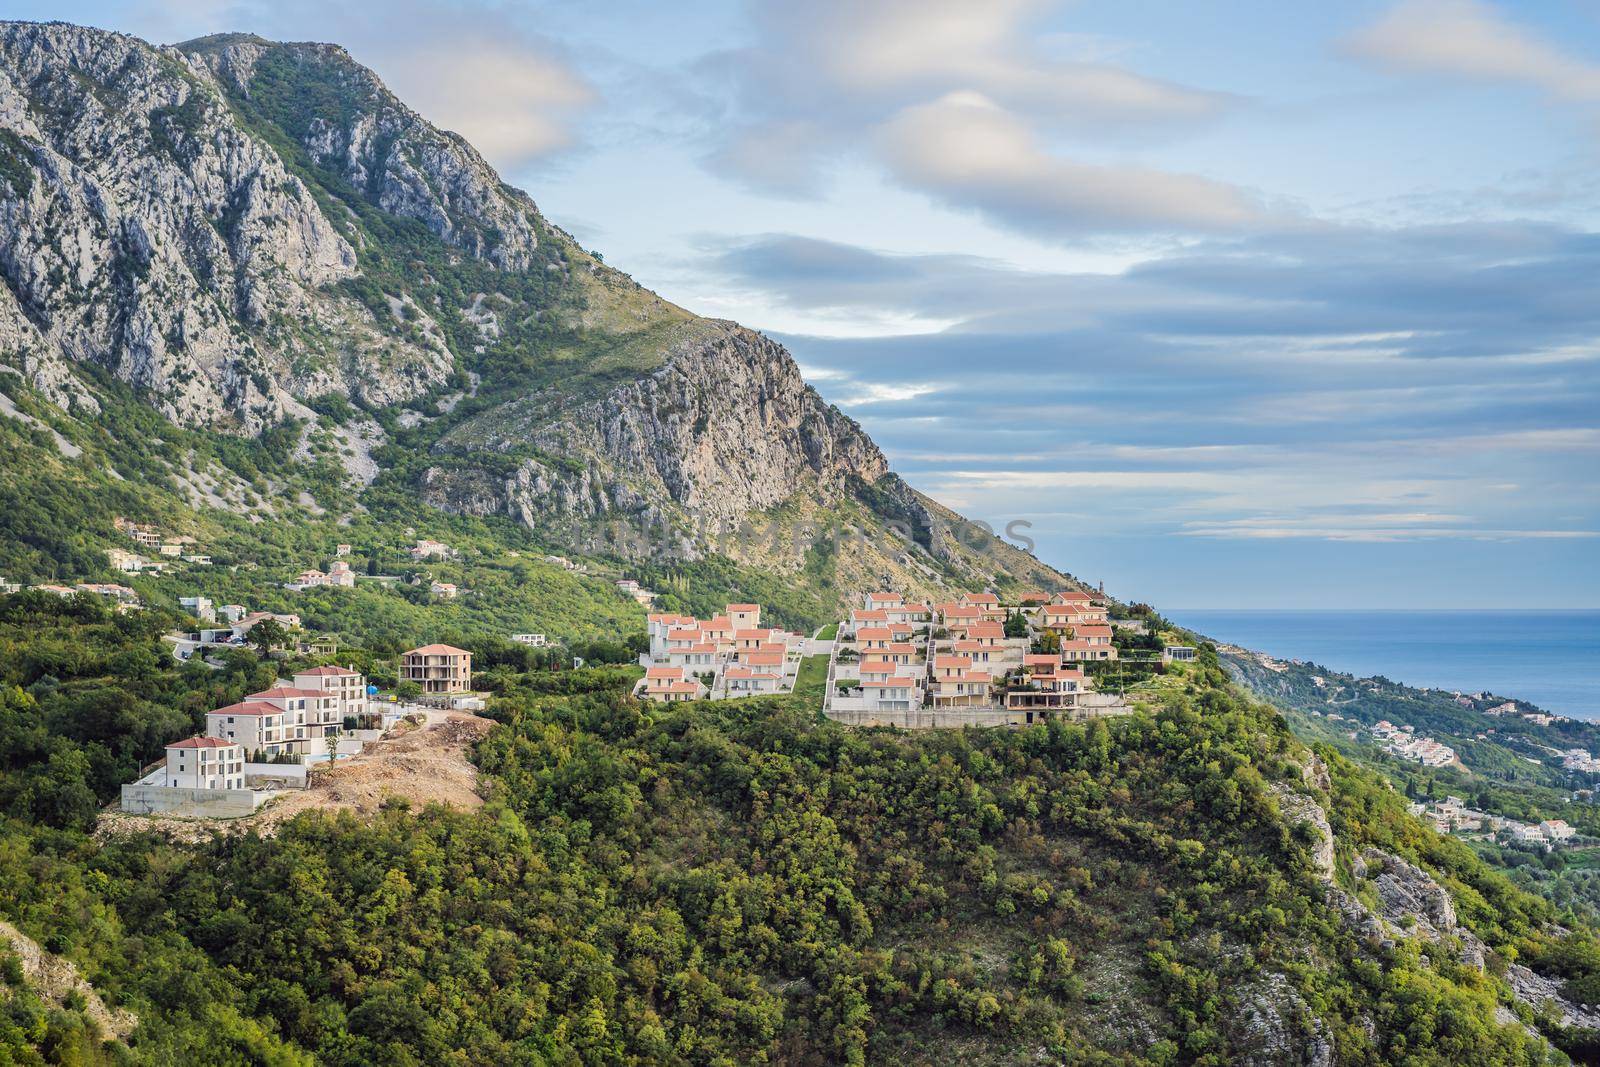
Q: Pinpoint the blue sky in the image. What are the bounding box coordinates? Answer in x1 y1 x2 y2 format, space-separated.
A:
19 0 1600 607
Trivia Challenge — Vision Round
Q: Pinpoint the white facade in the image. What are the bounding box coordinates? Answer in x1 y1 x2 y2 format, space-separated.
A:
165 737 244 789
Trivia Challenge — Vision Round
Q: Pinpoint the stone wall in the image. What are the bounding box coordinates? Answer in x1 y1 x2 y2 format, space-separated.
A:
119 783 262 817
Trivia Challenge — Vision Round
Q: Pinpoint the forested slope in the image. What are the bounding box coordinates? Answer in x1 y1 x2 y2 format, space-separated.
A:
4 593 1598 1064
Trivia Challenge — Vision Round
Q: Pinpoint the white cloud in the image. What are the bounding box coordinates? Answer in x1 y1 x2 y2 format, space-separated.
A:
128 0 597 171
876 93 1281 237
1346 0 1600 102
708 0 1238 202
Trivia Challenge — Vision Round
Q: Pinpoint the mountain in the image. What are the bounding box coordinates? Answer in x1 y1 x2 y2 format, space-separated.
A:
0 21 1067 610
7 20 1600 1067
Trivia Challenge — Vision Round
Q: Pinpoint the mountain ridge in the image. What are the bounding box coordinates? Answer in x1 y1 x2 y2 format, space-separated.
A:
0 18 1071 604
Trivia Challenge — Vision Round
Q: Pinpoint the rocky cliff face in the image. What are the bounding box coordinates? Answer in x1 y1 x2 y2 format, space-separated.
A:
0 23 465 428
0 20 1068 593
189 34 544 272
423 321 892 549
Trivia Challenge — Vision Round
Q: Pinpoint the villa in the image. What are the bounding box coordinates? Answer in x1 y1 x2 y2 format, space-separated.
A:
401 644 473 693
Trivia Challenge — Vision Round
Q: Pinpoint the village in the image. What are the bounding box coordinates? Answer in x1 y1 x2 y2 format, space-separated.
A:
637 587 1197 728
1407 794 1583 853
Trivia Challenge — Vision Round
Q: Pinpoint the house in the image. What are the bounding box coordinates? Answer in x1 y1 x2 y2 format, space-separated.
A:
642 666 700 702
511 633 547 647
182 554 213 566
410 539 453 561
864 591 903 612
335 543 353 557
163 737 245 790
727 603 762 629
1540 819 1576 842
107 547 155 573
32 584 75 597
207 701 295 756
666 642 720 671
0 576 18 595
1163 646 1197 663
115 518 162 547
617 579 642 595
647 613 697 655
293 666 369 729
931 655 991 707
401 644 473 693
75 582 139 602
430 581 459 599
228 611 301 645
724 666 786 696
328 560 356 587
861 678 918 711
1005 659 1085 714
179 596 215 623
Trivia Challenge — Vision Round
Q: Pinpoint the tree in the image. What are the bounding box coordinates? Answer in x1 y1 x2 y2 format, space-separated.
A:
249 619 287 656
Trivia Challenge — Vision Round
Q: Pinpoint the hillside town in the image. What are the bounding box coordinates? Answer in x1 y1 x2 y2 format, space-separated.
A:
1407 795 1582 852
820 588 1138 726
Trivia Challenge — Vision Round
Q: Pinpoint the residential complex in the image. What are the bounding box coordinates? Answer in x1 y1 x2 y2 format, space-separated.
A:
826 588 1132 726
207 665 370 758
637 603 807 701
1370 720 1457 767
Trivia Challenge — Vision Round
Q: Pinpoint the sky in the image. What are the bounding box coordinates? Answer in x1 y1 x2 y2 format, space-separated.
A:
17 0 1600 608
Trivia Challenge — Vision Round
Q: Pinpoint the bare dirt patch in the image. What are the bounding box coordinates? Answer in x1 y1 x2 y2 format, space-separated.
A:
96 712 497 842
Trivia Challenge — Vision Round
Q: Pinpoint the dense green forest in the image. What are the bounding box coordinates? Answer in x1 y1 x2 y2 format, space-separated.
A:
5 593 1600 1063
1228 652 1600 923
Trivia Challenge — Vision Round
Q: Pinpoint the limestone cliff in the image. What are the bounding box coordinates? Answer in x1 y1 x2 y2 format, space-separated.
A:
0 20 1069 596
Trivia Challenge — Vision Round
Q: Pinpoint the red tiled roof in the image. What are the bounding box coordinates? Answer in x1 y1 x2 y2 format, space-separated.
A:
168 735 237 749
646 666 684 680
406 643 470 656
727 603 760 612
209 701 284 717
248 686 325 699
296 666 358 677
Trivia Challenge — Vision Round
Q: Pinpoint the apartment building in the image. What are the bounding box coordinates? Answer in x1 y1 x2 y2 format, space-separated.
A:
164 736 245 790
401 644 474 693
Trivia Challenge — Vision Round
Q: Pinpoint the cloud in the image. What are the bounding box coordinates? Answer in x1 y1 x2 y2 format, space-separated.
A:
1346 0 1600 103
744 0 1232 125
703 0 1239 205
876 93 1282 238
366 22 594 168
129 0 597 171
693 220 1600 549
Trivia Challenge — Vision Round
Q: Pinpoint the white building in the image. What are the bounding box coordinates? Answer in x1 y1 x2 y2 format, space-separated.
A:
179 595 215 623
164 736 244 790
1540 819 1576 842
410 539 453 561
512 633 547 647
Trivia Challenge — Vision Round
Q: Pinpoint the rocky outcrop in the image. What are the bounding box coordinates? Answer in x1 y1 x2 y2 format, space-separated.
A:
422 321 895 555
0 919 136 1041
1506 964 1600 1031
190 35 543 272
1229 972 1335 1067
0 21 450 428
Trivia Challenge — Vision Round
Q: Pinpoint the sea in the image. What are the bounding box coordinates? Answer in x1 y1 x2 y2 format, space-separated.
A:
1168 609 1600 721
